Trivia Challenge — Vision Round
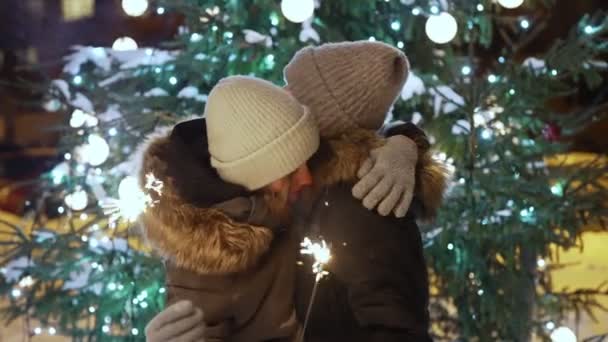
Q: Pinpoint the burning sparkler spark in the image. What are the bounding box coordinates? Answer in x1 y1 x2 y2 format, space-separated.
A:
101 173 163 224
300 237 331 281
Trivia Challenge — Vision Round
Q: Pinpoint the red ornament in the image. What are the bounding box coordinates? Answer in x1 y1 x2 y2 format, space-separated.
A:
542 123 561 142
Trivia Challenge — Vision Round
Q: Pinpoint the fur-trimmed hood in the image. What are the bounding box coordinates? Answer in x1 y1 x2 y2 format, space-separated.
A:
139 119 448 276
139 119 274 276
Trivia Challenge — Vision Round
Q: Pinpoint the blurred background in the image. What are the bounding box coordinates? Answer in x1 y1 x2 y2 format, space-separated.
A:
0 0 607 341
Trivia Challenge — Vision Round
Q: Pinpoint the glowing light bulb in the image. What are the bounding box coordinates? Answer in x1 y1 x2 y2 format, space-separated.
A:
550 327 576 342
112 37 138 51
447 243 454 250
65 189 88 211
156 7 165 15
48 327 57 335
425 12 458 44
497 0 524 9
280 0 314 23
121 0 148 17
82 134 110 166
132 328 139 335
520 19 530 30
461 65 472 75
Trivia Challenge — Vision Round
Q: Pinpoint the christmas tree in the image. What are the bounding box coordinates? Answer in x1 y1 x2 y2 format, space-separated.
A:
1 0 607 340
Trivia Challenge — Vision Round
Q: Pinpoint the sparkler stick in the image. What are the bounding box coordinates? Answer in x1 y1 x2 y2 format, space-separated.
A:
298 237 331 341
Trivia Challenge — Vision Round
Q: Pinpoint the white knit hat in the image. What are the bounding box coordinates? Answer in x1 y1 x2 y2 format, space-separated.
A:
205 76 320 191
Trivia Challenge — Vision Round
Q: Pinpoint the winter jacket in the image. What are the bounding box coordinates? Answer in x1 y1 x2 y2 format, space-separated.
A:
292 129 447 342
139 118 445 342
139 119 300 342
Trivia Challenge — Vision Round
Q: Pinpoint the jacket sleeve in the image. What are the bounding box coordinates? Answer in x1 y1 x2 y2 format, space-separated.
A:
381 120 430 155
318 186 432 340
381 120 449 221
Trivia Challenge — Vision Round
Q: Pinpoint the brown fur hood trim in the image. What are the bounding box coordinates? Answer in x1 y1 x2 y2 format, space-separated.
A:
312 128 450 221
139 131 273 276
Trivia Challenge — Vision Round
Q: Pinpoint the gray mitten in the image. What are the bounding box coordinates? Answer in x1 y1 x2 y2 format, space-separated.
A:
352 135 418 218
145 301 205 342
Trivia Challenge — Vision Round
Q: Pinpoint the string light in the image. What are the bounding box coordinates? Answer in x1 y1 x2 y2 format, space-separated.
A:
156 7 165 15
476 4 484 11
551 182 564 196
190 33 203 43
412 7 421 16
112 37 138 51
397 41 405 49
280 0 314 23
537 259 547 269
498 56 506 63
80 134 110 166
488 74 498 83
48 327 57 335
89 306 96 313
430 5 440 14
425 12 458 44
131 328 139 336
520 19 530 30
19 276 34 288
34 327 42 335
391 20 401 31
497 0 524 9
447 243 454 250
73 75 83 85
121 0 148 17
550 327 576 342
546 321 556 330
102 325 110 333
65 188 88 211
169 76 178 85
461 65 472 75
11 288 22 298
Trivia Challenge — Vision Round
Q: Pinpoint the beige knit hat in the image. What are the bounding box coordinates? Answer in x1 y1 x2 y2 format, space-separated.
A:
284 41 409 137
205 76 320 191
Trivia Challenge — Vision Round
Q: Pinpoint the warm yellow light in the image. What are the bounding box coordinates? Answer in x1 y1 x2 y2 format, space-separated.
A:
61 0 95 22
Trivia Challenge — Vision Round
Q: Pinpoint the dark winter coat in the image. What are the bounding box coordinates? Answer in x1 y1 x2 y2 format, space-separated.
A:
292 129 447 342
140 119 301 342
139 118 447 342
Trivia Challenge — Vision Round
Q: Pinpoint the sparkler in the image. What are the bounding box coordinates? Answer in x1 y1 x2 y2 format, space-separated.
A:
101 173 163 224
298 237 331 341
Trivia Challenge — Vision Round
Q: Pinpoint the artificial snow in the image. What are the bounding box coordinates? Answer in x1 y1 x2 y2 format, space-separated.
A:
177 86 208 102
63 46 111 75
429 85 465 115
143 88 169 97
243 29 273 47
522 57 546 72
400 72 426 101
72 92 94 113
51 79 71 100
